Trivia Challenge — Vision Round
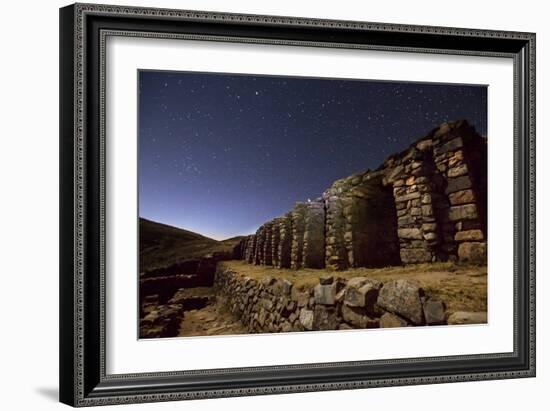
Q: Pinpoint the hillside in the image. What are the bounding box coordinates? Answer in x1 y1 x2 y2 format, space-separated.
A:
139 218 243 272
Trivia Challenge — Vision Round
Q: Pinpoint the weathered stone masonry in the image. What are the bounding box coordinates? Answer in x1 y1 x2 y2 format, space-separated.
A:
214 263 479 334
233 120 487 269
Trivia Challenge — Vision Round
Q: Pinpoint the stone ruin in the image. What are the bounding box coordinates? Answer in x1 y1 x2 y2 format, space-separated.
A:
215 263 487 333
140 120 488 338
235 120 487 269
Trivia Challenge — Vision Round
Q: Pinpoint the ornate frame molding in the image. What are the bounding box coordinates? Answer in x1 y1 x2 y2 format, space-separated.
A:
60 3 535 407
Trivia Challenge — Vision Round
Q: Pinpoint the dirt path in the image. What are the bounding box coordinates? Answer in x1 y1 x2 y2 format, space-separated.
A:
178 298 248 337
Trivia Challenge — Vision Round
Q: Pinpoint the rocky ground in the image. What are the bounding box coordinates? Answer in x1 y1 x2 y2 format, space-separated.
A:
225 260 487 314
178 299 247 337
140 260 487 339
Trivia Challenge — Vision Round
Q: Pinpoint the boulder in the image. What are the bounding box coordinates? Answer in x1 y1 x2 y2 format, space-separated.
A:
299 308 314 330
343 277 381 310
312 305 339 331
341 305 379 328
447 311 487 325
422 299 446 325
377 280 425 325
379 312 408 328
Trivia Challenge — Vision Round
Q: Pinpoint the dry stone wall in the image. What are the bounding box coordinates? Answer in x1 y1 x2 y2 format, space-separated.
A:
214 263 470 334
233 120 487 268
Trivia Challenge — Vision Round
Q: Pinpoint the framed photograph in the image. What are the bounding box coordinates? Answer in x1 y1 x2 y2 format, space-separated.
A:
59 3 535 407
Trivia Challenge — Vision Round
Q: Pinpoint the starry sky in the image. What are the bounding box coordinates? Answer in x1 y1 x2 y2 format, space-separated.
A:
139 70 487 240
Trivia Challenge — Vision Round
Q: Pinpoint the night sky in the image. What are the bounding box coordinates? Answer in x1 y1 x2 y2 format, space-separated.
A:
139 71 487 240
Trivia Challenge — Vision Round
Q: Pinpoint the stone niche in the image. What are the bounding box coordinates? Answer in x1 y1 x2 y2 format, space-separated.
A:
302 200 326 268
324 170 400 269
343 171 400 268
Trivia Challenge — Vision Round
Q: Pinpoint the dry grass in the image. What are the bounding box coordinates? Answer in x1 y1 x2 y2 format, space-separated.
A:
220 261 487 313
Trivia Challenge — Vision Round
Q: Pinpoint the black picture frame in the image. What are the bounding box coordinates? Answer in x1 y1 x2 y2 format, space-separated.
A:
59 3 536 407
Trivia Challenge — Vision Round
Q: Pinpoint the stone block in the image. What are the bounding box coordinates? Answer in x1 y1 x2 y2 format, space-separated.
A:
454 229 484 242
448 204 478 221
423 299 446 325
445 176 472 194
421 204 434 217
394 191 421 203
422 223 437 232
457 242 487 264
400 248 433 263
291 288 310 307
397 228 423 240
447 164 468 178
314 283 337 305
398 215 414 227
343 277 381 309
448 189 476 205
299 308 314 330
377 280 425 325
341 305 379 328
272 279 293 295
312 305 339 330
434 137 463 155
379 312 408 328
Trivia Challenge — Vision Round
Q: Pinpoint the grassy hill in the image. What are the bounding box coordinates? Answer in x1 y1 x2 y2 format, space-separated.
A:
139 218 243 272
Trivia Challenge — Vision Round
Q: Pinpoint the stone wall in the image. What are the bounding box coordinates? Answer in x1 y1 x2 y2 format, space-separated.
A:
233 120 487 269
214 263 479 334
290 203 307 270
277 214 292 268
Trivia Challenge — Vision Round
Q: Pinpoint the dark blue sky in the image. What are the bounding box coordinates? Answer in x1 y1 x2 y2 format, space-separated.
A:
139 71 486 240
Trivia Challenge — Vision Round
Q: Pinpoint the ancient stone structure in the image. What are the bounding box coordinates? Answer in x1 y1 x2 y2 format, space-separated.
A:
290 203 307 270
214 263 485 334
277 214 292 268
303 200 326 268
233 120 487 269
